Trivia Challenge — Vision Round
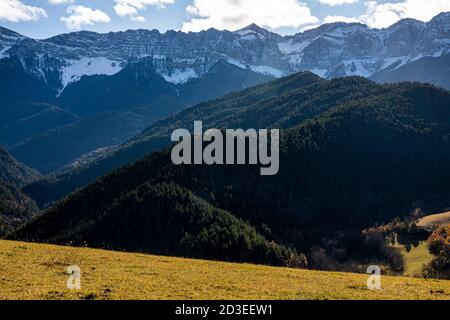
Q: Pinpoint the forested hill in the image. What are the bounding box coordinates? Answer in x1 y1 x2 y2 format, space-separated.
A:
0 146 39 235
26 73 384 207
13 78 450 267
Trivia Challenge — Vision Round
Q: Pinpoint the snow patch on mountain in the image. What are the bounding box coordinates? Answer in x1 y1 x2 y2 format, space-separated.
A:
250 65 284 78
222 57 284 77
226 57 248 69
381 56 410 70
61 57 122 88
343 59 375 77
277 40 310 54
162 68 198 84
0 47 10 59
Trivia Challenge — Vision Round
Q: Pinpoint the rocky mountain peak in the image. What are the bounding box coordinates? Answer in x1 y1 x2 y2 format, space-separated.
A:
240 23 265 33
235 23 280 39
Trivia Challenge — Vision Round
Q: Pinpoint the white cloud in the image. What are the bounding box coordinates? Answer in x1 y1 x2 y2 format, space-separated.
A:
360 0 450 28
319 1 450 29
319 0 359 6
323 15 361 24
114 0 174 20
131 15 146 22
114 4 138 17
0 0 47 22
61 5 111 30
182 0 319 32
48 0 73 4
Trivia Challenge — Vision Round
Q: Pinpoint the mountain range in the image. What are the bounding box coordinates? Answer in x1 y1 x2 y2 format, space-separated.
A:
2 12 450 91
1 12 450 174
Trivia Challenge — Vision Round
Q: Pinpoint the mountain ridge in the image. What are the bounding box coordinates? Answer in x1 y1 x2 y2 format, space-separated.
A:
1 12 450 92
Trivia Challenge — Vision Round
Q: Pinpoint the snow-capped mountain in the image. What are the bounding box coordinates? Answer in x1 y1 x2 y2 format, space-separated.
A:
1 12 449 93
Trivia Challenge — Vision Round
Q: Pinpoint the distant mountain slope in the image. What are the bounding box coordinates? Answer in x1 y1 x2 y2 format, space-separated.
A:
179 60 274 105
0 145 40 187
0 59 77 146
0 103 79 148
0 58 56 110
9 112 154 174
371 54 450 89
16 77 450 265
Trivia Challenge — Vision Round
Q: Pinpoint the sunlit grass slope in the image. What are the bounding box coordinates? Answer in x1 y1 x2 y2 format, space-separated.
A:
0 240 449 300
399 242 434 277
418 212 450 229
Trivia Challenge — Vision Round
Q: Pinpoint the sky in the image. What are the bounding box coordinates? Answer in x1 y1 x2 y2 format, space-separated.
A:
0 0 449 39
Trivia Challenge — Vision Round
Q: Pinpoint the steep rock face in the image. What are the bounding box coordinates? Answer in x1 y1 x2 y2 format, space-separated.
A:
0 12 449 92
415 12 450 58
381 19 426 58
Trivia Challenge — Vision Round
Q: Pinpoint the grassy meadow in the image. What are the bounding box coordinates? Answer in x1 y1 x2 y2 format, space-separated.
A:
0 240 449 300
399 242 434 277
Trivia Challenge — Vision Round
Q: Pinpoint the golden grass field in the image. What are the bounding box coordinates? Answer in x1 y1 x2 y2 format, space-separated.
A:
0 240 449 300
399 242 433 277
417 211 450 230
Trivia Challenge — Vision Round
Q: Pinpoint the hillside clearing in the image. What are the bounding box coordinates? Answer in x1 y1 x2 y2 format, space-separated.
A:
0 240 449 300
398 242 434 277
